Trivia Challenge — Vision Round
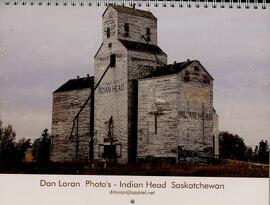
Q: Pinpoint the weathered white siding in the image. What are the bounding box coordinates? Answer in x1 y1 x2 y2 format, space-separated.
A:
138 74 179 158
118 12 157 45
94 5 167 164
51 88 91 162
51 5 218 165
138 61 217 163
94 40 128 164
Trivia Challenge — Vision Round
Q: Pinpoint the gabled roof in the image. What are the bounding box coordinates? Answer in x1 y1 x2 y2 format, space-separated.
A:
53 76 94 93
144 60 194 78
102 5 157 20
119 39 167 55
143 60 214 79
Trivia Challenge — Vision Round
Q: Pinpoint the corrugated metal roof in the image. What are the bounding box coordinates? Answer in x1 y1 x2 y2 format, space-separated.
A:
103 5 157 20
53 76 94 93
143 60 214 80
119 39 166 55
144 61 195 78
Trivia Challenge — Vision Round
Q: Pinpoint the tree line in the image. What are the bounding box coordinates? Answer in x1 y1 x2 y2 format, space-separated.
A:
0 121 51 164
0 120 269 165
219 131 269 164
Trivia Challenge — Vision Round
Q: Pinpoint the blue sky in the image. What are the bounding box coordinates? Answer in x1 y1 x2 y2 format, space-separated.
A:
0 5 269 146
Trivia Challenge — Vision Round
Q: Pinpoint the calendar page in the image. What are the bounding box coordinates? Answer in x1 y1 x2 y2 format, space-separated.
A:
0 1 269 205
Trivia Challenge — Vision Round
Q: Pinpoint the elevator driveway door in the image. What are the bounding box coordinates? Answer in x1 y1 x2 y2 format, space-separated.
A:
104 145 116 159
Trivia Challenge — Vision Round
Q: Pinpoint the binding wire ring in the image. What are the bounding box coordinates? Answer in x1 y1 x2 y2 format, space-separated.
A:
254 0 258 9
195 0 200 8
204 0 208 8
212 0 217 8
162 0 167 7
220 0 225 8
0 0 268 9
154 0 158 7
262 0 266 9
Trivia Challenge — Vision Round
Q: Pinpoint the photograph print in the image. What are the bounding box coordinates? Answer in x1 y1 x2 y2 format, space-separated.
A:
0 2 269 177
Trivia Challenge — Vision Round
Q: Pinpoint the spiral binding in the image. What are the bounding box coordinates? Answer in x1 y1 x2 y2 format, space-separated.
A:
0 0 268 9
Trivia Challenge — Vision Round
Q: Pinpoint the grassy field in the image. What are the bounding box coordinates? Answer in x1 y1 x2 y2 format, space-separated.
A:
0 159 269 177
86 159 269 177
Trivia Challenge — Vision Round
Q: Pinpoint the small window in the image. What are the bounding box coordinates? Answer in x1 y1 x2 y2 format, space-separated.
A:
108 43 112 48
146 28 151 42
124 23 129 37
203 74 210 84
106 27 110 38
110 54 116 67
194 66 199 75
104 145 116 159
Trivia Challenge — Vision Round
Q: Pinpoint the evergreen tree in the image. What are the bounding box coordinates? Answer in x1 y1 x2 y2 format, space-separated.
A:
0 121 31 163
244 147 253 162
32 128 51 163
253 145 259 162
15 138 31 163
219 131 247 161
0 121 16 163
258 140 269 164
